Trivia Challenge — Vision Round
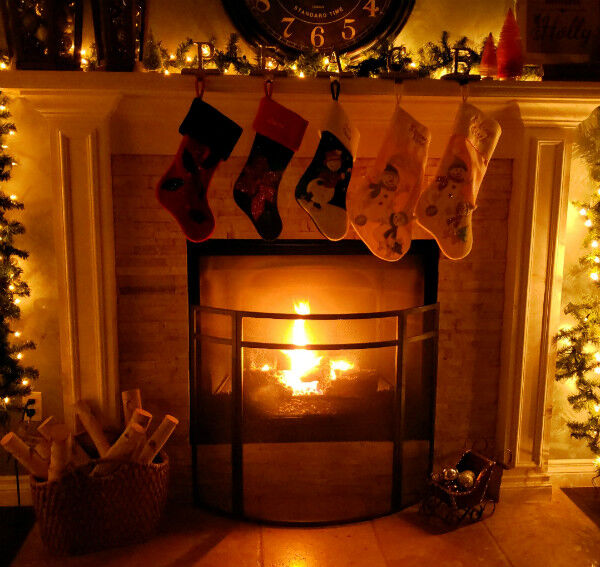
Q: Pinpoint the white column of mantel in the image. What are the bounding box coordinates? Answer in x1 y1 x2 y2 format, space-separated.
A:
19 91 121 430
496 100 599 491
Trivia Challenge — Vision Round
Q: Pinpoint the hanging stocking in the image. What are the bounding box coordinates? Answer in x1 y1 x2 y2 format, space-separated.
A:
347 105 430 261
156 96 242 242
415 102 501 260
295 98 359 241
234 85 308 240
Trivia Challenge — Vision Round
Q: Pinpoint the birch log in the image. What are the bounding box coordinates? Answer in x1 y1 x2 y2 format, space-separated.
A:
138 415 179 464
121 389 142 424
74 401 110 457
92 422 147 476
1 432 48 478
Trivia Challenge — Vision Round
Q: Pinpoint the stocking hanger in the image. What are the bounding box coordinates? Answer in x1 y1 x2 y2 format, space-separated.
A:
394 78 404 106
195 73 206 99
330 76 340 101
264 76 274 98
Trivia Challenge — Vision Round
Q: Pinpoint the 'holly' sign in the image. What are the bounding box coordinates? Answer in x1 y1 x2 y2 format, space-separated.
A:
520 0 600 61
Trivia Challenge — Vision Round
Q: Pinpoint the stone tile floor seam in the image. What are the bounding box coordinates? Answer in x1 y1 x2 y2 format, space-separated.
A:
482 516 517 567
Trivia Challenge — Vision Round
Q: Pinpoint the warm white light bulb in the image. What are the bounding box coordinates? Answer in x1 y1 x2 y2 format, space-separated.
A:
81 49 86 56
298 71 305 78
21 379 28 385
8 130 15 136
595 404 600 413
164 69 170 76
585 219 593 227
186 56 192 63
323 57 330 66
16 352 22 359
580 208 588 216
594 366 600 374
9 194 17 200
591 272 599 281
0 62 7 70
410 62 417 68
169 53 175 60
593 241 599 248
3 396 9 404
13 297 20 304
14 331 20 337
8 284 15 291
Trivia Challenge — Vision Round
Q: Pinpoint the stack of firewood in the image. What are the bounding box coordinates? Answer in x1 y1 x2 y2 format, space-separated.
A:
1 389 178 481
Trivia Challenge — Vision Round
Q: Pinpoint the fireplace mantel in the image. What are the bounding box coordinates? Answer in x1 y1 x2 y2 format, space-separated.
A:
6 71 599 493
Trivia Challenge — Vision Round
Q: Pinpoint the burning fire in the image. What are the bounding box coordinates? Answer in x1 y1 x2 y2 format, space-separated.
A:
268 301 353 395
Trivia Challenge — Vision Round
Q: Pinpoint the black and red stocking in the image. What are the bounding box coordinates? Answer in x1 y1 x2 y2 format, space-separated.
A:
233 90 308 240
156 97 242 242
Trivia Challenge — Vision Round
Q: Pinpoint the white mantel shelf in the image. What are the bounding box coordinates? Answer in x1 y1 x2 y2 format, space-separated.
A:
5 69 598 493
1 70 600 102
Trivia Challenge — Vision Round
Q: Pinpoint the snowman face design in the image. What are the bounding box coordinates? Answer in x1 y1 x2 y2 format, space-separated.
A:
381 167 399 190
448 166 466 183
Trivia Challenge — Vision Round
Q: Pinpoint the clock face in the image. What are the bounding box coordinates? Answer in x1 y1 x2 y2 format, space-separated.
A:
222 0 415 56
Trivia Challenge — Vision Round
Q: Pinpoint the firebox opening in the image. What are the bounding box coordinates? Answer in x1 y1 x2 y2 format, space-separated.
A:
188 240 439 524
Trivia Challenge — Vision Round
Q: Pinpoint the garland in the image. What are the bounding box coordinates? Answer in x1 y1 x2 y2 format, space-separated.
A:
555 107 600 480
81 31 543 80
0 93 38 429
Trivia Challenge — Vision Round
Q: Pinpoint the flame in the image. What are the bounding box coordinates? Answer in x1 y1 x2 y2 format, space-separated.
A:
277 301 353 395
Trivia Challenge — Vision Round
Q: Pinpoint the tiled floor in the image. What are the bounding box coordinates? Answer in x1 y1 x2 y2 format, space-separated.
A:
11 488 600 567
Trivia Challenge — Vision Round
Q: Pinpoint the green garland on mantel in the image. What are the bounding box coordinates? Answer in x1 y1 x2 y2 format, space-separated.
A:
83 31 542 81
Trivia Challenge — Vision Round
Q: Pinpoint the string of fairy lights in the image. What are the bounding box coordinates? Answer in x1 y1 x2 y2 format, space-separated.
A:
0 92 38 423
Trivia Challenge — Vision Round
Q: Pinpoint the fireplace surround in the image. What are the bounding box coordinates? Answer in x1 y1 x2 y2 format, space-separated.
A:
188 239 438 523
0 73 596 505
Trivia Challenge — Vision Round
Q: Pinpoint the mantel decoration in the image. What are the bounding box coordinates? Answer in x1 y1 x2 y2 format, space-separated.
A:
220 0 415 58
555 107 600 485
90 0 146 71
0 0 83 70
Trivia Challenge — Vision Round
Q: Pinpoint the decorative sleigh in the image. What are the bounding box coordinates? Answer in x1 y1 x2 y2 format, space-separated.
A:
419 450 510 526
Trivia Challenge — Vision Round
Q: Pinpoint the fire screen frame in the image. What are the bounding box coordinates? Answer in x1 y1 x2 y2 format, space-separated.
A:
188 239 439 524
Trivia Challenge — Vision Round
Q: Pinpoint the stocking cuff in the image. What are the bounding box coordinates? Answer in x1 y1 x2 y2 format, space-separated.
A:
179 98 243 162
253 96 308 152
323 101 360 158
454 102 501 161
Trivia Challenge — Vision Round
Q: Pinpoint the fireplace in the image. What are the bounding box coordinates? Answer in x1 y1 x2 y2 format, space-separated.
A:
188 239 439 523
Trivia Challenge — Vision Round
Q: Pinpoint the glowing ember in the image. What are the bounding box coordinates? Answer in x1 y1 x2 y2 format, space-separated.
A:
274 301 353 395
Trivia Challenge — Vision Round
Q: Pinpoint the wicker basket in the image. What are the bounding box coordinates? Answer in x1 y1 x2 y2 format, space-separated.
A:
30 452 169 556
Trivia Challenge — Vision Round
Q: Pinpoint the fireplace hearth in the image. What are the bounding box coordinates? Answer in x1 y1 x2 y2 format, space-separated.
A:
188 240 439 523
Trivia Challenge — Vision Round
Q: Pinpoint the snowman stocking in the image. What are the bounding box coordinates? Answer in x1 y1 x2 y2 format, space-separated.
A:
347 105 430 261
156 97 243 242
234 94 308 240
296 101 359 240
415 102 501 260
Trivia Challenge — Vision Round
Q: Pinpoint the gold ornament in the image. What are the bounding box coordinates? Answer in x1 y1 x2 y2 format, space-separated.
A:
442 467 459 482
457 469 476 489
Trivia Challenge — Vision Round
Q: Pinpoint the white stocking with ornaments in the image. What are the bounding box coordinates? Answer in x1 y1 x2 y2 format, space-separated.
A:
415 102 501 260
348 105 430 261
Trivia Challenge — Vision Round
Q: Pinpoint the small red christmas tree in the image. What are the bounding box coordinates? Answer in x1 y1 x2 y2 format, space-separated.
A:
480 33 497 78
497 9 523 79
